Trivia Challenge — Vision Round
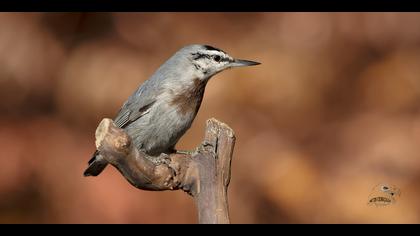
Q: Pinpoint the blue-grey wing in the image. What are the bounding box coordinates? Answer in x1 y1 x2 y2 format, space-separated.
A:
113 79 159 129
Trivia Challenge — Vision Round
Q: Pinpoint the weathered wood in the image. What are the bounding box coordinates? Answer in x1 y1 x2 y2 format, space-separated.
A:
192 118 235 224
93 117 236 224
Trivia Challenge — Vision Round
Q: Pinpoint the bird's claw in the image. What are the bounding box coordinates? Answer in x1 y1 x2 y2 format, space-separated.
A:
175 149 195 155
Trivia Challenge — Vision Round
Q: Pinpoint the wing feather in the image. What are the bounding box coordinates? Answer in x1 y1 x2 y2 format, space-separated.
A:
113 78 160 129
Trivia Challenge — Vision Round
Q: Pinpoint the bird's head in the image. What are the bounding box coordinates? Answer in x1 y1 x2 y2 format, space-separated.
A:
175 44 260 81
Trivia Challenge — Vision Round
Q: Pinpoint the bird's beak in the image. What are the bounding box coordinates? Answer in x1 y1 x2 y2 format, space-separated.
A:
230 59 261 67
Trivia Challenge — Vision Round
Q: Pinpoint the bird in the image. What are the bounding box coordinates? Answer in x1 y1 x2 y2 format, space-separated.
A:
84 44 260 177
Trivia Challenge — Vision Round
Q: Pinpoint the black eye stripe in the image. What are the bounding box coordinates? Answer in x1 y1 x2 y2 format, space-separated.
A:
192 52 228 62
191 53 208 60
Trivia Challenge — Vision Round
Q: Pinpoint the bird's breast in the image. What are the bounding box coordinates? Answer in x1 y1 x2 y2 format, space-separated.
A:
128 79 207 155
169 78 207 117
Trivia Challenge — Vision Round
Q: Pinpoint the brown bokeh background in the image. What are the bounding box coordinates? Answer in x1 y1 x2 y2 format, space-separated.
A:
1 12 420 223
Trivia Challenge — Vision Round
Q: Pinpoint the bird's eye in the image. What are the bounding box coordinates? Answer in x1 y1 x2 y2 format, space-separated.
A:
213 55 221 62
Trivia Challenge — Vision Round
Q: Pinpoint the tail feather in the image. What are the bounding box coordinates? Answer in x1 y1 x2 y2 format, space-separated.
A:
84 150 108 177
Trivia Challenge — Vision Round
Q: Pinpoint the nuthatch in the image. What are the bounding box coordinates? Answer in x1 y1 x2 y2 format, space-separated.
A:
84 44 260 176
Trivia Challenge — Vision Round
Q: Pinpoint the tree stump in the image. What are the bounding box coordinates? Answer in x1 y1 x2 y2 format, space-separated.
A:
91 118 236 224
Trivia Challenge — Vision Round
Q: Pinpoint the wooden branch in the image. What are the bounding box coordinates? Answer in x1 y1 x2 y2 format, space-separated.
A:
94 118 236 224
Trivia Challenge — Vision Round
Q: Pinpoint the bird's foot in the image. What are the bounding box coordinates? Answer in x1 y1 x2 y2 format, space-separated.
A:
145 154 171 166
175 149 195 155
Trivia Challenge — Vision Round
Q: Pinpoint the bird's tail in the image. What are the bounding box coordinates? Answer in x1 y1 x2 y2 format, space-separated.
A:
83 150 108 177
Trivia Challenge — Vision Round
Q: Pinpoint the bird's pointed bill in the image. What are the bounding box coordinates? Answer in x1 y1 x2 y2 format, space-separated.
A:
230 59 261 67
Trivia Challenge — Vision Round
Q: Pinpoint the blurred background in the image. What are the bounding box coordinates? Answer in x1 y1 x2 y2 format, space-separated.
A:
1 12 420 223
